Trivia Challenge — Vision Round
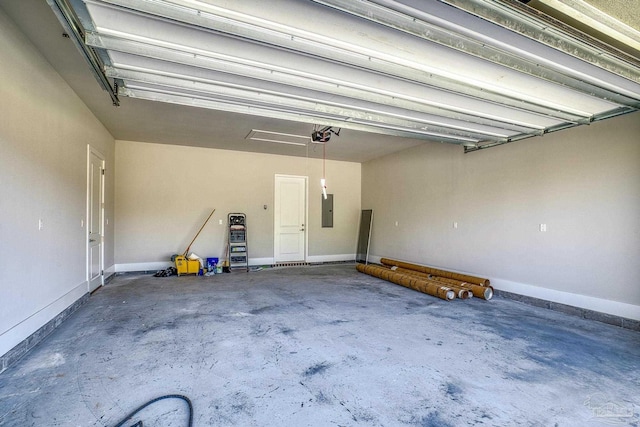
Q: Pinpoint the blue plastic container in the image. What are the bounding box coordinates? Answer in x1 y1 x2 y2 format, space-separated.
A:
206 257 219 273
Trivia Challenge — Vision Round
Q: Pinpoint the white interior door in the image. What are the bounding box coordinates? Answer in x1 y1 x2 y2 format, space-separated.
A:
274 175 307 262
88 149 105 292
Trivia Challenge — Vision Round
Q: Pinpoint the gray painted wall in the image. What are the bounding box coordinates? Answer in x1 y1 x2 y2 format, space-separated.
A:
114 140 361 270
0 9 116 356
362 112 640 319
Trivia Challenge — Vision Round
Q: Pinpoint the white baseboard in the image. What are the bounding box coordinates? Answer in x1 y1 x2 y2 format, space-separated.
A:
306 254 355 263
367 255 382 264
116 259 275 272
115 258 281 272
0 281 87 356
492 277 640 321
116 255 356 272
115 262 171 272
250 257 275 266
367 254 640 321
104 264 116 276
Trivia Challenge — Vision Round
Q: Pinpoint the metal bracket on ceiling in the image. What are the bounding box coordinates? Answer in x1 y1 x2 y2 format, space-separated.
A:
46 0 120 106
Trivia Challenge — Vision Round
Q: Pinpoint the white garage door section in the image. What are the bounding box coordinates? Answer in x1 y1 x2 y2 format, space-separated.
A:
274 175 307 263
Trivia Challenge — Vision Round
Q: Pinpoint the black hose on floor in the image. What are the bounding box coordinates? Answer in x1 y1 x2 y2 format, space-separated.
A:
112 394 193 427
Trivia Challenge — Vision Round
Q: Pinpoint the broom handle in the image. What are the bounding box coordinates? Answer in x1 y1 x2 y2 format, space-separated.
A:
183 209 216 256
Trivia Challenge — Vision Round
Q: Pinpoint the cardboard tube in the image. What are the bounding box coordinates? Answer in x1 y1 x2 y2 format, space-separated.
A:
458 282 493 300
385 266 492 300
356 263 455 301
380 258 490 286
386 266 473 299
449 285 472 299
429 276 493 300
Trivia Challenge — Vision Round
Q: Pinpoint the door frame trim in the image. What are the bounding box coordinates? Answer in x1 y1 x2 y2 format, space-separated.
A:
274 174 308 263
87 145 105 291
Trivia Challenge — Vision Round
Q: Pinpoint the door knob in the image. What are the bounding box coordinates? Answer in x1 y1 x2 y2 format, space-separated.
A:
89 239 96 243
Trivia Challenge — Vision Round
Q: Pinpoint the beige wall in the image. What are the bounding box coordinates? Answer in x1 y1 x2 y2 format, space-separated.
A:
0 9 115 356
115 141 361 269
362 112 640 318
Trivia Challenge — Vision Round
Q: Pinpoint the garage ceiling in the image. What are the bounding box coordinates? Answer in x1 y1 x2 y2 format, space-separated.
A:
3 0 639 161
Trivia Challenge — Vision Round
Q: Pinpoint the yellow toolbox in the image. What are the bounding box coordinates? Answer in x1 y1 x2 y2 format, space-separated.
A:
175 256 200 276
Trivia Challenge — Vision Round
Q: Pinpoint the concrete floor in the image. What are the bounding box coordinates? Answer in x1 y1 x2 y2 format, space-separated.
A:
0 264 638 427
